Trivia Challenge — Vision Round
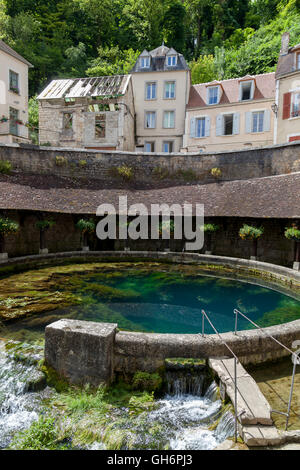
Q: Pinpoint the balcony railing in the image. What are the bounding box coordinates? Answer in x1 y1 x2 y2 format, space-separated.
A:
0 120 28 138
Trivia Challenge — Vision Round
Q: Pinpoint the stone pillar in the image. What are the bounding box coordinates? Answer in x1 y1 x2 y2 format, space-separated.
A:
45 319 118 386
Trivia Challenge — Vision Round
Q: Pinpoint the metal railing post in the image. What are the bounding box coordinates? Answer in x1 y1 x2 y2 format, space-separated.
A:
202 310 205 337
286 354 298 431
234 309 238 335
234 356 238 443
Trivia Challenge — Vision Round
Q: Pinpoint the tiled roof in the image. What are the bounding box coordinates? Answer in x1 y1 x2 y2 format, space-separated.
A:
37 75 130 100
0 172 299 218
131 46 189 73
188 73 275 108
0 39 33 67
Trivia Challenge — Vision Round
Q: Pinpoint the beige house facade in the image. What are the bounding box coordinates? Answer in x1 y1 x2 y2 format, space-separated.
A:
0 40 32 144
131 45 190 153
183 73 275 153
274 33 300 144
38 75 134 150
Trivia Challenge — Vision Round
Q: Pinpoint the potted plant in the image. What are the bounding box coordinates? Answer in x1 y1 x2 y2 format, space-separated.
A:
239 224 264 260
200 223 220 254
284 224 300 270
76 219 96 251
36 219 55 254
0 217 19 260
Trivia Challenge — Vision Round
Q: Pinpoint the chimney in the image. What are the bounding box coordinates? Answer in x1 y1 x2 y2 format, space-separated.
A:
280 32 290 56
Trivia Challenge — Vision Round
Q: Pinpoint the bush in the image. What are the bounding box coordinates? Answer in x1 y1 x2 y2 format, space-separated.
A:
112 165 134 181
35 220 55 231
210 167 222 178
132 371 162 392
0 217 19 234
200 223 220 233
76 218 96 234
0 160 12 175
284 226 300 241
239 224 264 240
55 155 67 167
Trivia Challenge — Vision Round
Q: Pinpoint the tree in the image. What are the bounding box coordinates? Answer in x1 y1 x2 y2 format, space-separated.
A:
86 46 140 77
27 96 39 144
0 217 19 255
35 219 55 252
162 0 186 52
200 223 220 253
76 219 95 250
239 224 264 259
284 225 300 266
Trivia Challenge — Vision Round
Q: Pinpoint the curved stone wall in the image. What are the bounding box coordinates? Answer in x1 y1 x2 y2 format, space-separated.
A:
1 251 300 370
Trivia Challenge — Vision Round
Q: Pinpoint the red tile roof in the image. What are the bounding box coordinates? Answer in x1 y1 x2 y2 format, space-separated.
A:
188 73 275 109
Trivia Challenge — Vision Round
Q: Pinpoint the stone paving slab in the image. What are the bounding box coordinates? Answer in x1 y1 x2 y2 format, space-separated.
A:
209 358 273 425
240 424 282 447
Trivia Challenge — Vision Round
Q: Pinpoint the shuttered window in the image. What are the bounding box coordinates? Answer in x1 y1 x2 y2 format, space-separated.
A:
282 92 291 120
291 92 300 118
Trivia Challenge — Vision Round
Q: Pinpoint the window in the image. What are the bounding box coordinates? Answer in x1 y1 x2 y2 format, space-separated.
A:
196 117 206 138
145 82 157 100
167 55 177 67
145 111 156 128
163 110 175 128
297 53 300 70
9 107 19 135
140 57 150 68
9 70 19 93
291 92 300 118
95 114 106 138
164 81 176 99
224 114 234 135
252 111 264 132
240 81 253 101
208 86 219 105
63 113 73 130
163 141 173 153
145 142 155 152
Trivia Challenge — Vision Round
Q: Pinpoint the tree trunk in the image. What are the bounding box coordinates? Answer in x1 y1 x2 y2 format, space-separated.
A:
295 241 300 263
252 239 258 258
0 233 5 253
40 230 46 250
206 233 212 252
83 231 88 247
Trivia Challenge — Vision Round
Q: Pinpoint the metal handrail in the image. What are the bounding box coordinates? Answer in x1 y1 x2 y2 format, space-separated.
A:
200 309 239 442
233 308 300 430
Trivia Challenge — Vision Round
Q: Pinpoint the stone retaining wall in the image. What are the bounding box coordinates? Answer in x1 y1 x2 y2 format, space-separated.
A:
0 140 300 183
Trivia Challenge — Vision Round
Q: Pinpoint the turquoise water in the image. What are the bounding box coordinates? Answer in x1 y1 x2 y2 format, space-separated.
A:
2 266 300 340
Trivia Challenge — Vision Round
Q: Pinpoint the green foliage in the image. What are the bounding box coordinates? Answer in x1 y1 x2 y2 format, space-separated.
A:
55 155 67 167
10 416 58 450
284 226 300 241
201 223 220 233
27 96 39 144
78 159 87 168
0 160 12 174
35 220 55 232
111 165 134 181
211 167 222 178
86 46 140 77
132 371 162 392
239 224 264 241
60 385 106 413
159 220 175 236
76 218 96 234
0 217 19 234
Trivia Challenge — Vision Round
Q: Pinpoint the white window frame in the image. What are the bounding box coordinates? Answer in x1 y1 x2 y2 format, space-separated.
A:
145 81 157 100
162 141 174 153
9 70 19 93
207 86 219 105
144 141 155 152
140 56 150 68
163 110 175 129
164 81 176 99
252 110 265 133
166 55 177 67
239 80 254 101
291 91 300 118
144 111 156 129
195 116 206 138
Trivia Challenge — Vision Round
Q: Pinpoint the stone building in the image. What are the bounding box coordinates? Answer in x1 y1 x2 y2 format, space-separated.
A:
0 40 33 144
183 73 276 153
37 75 134 150
274 32 300 144
131 45 190 153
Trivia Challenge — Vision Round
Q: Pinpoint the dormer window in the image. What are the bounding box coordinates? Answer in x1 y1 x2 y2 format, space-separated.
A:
167 55 177 67
240 80 254 101
140 57 150 68
207 86 219 105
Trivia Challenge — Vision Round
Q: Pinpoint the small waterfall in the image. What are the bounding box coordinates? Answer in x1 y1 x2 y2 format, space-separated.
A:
165 371 205 396
215 411 236 442
204 381 219 401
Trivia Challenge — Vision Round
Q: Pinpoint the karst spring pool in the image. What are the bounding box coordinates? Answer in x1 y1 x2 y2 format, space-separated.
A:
0 261 299 342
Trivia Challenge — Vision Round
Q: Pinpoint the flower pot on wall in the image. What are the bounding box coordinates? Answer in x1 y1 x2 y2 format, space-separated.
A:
0 252 8 261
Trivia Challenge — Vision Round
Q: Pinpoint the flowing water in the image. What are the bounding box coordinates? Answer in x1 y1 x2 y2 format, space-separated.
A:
0 343 235 450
